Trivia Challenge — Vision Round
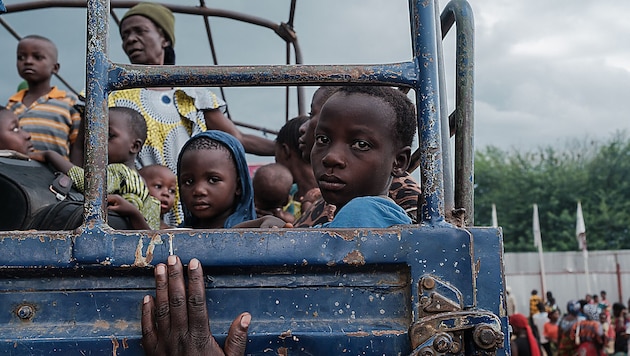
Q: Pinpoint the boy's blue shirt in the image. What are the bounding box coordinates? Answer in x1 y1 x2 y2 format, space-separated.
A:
320 196 412 228
177 130 256 228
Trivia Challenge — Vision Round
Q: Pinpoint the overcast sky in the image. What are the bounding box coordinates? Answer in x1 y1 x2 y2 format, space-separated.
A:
2 0 630 162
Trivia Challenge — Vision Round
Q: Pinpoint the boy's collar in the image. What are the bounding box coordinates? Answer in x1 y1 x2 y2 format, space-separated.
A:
8 86 67 102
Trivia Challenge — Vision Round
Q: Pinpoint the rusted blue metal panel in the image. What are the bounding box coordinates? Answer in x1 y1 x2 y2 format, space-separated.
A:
0 225 481 354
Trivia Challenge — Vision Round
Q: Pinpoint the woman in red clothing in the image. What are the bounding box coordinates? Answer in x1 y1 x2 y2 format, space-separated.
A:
543 308 560 356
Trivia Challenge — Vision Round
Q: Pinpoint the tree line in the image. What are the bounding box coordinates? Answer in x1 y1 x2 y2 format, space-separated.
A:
473 132 630 253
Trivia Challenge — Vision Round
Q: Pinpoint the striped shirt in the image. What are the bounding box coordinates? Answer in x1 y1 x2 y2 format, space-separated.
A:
7 87 81 158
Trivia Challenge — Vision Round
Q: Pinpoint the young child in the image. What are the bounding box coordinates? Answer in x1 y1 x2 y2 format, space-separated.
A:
295 86 421 227
176 130 258 229
0 106 34 155
309 86 416 228
139 164 177 229
30 107 159 230
275 115 317 220
252 163 295 223
6 35 82 162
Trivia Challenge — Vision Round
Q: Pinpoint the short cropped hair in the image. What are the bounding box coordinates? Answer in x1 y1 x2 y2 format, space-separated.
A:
335 86 416 148
21 35 58 59
276 115 309 152
110 107 147 144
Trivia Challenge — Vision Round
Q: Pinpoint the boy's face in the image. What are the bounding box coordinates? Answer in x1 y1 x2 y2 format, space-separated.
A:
120 15 168 65
142 167 177 215
311 92 409 209
178 148 241 228
16 38 59 85
298 88 329 163
108 111 140 165
0 110 34 154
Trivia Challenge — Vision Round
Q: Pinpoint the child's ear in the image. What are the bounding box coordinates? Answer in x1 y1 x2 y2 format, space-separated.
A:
130 138 143 154
391 146 411 177
52 62 60 75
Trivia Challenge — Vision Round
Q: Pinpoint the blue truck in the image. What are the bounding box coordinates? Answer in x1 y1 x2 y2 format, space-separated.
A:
0 1 509 354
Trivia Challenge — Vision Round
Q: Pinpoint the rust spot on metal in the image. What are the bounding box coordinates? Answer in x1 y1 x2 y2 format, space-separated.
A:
122 338 129 349
343 250 366 266
111 337 119 355
277 347 288 356
326 230 355 241
346 331 370 337
134 233 163 267
279 329 292 339
114 319 129 330
372 329 406 336
94 319 110 329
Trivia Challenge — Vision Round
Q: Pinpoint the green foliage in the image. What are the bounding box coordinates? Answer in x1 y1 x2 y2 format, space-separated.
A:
474 132 630 252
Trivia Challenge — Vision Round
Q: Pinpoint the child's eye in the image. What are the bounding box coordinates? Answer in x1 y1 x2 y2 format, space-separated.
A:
182 178 193 186
17 55 24 61
351 140 371 151
12 126 20 133
208 176 221 184
153 184 162 189
314 134 329 145
168 189 176 195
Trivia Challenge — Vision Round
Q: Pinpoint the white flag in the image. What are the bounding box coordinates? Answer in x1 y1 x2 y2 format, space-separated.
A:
533 204 542 247
491 204 498 228
576 201 586 250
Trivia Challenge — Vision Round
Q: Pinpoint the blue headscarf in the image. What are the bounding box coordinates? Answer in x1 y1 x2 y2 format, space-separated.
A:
176 130 255 228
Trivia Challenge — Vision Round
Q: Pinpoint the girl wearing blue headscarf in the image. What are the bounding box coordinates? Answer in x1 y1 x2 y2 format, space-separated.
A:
177 130 255 228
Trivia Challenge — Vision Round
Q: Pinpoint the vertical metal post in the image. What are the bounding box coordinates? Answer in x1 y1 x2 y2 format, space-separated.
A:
84 0 110 227
410 0 445 224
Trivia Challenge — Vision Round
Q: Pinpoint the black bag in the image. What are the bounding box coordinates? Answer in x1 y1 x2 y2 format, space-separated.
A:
0 154 130 230
26 199 130 231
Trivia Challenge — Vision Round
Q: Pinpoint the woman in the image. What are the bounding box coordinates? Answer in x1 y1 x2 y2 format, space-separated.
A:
510 313 542 356
110 2 275 225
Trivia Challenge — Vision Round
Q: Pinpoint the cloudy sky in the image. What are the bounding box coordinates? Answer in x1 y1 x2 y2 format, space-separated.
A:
2 0 630 163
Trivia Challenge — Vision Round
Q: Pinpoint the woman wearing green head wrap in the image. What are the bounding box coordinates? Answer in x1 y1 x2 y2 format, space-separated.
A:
108 2 275 227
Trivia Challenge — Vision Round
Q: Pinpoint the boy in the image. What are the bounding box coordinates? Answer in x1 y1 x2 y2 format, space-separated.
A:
252 163 295 223
0 106 34 155
139 164 177 229
176 130 256 229
6 35 82 162
295 86 421 227
30 107 159 230
275 115 317 219
309 86 415 227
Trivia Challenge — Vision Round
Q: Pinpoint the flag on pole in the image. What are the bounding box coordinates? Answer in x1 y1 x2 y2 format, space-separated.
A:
576 201 586 250
533 204 542 247
491 204 498 228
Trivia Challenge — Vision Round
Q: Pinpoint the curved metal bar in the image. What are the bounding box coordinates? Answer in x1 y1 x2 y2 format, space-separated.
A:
441 0 475 226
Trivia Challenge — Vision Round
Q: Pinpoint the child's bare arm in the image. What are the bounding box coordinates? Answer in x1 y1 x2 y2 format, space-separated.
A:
29 150 75 173
233 215 293 229
107 194 151 230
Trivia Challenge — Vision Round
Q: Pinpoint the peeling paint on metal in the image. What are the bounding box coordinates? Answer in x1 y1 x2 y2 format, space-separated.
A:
134 234 164 267
343 250 366 266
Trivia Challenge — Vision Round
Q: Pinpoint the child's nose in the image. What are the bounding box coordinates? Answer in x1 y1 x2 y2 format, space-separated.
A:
321 147 346 168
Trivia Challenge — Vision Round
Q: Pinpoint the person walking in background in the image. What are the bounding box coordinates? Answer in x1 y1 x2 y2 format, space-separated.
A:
510 313 542 356
544 307 560 356
507 286 517 317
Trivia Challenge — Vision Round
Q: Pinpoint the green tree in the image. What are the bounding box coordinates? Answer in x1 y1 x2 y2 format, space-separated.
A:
473 134 630 252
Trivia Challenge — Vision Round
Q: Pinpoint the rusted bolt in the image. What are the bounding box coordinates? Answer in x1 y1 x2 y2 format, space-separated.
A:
419 346 434 356
473 325 500 350
421 277 435 290
16 305 34 320
432 333 452 353
450 341 462 353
